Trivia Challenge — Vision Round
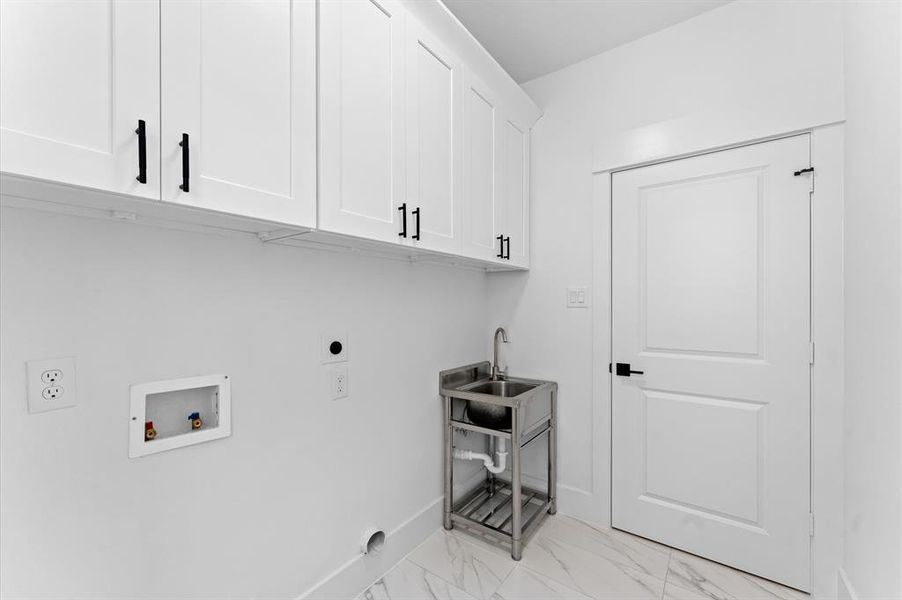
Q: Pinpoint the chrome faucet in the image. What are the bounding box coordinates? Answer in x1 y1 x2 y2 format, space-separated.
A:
492 327 509 380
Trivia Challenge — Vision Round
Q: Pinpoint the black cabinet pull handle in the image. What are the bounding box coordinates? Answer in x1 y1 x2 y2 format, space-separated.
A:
496 234 504 258
178 133 190 192
412 207 420 240
614 363 644 377
398 203 407 238
504 236 511 260
135 120 147 184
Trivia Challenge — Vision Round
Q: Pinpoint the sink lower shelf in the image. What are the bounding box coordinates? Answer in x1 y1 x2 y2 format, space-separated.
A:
451 480 551 546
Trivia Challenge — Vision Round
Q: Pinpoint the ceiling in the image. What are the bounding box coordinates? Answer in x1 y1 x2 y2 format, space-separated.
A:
442 0 731 83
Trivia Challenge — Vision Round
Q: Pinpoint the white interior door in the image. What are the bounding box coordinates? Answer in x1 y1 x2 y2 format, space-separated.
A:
0 0 160 199
161 0 315 226
611 135 812 591
405 18 461 254
319 0 407 242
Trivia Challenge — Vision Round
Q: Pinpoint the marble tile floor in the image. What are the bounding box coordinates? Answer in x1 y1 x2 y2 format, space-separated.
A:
357 515 809 600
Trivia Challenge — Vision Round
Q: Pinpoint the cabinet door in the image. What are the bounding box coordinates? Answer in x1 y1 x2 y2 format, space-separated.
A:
0 0 160 199
161 0 315 227
405 19 462 254
498 115 530 267
461 72 504 262
319 0 407 242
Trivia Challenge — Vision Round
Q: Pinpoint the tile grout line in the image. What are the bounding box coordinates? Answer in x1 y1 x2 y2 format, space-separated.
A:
492 560 519 597
450 526 534 598
405 528 515 599
517 564 594 600
660 548 674 600
534 527 671 589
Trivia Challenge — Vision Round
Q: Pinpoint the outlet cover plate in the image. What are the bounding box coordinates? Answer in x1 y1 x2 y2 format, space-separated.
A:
27 357 77 413
330 366 349 400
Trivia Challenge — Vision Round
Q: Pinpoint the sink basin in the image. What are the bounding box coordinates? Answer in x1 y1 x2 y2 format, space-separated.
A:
466 380 538 398
460 379 538 429
439 362 556 432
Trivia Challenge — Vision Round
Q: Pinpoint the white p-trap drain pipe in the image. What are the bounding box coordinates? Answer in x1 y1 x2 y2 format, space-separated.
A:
453 438 507 474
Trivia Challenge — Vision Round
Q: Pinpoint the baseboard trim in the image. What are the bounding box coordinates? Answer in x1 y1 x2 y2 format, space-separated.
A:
837 568 859 600
298 498 442 600
556 483 609 526
298 470 485 600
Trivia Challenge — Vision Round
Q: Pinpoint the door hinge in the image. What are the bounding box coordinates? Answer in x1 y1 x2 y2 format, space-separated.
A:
809 513 815 537
809 342 816 365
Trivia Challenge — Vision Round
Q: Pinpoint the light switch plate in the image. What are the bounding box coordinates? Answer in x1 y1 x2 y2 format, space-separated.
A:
566 286 589 308
27 357 77 413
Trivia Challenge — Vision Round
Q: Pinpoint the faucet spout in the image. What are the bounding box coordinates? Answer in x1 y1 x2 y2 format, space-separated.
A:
492 327 509 380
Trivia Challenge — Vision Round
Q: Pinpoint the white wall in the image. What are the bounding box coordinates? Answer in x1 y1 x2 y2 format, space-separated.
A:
488 0 845 595
491 0 843 511
841 2 902 598
0 206 488 598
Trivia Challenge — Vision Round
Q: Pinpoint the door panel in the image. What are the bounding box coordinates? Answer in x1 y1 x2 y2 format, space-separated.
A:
612 135 811 591
461 74 502 262
499 116 529 267
406 20 460 253
644 170 762 355
644 390 763 522
0 0 160 198
161 0 314 226
319 0 406 241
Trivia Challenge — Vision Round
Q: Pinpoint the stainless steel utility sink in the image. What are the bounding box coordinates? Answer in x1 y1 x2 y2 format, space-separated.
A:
439 361 558 561
458 379 539 428
440 362 554 432
465 380 538 398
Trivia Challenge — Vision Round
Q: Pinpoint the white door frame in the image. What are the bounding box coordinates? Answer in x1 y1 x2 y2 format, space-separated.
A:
590 124 844 598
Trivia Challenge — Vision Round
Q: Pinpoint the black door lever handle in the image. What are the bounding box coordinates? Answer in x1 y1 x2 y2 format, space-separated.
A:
614 363 644 377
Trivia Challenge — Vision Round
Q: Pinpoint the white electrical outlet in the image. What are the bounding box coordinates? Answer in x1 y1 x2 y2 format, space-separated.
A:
41 369 63 384
321 331 348 363
330 366 349 400
27 357 77 413
41 385 65 400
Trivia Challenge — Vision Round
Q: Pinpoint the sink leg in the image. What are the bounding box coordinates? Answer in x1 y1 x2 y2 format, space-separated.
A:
548 386 557 515
444 395 453 530
511 407 523 561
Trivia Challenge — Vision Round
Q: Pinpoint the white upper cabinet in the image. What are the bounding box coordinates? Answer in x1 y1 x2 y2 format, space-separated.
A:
2 0 538 267
319 0 407 242
498 115 529 267
461 72 504 263
404 18 462 254
0 0 160 199
160 0 315 227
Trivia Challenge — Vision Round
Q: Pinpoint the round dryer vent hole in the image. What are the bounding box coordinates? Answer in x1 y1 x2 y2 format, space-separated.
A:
361 528 385 555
